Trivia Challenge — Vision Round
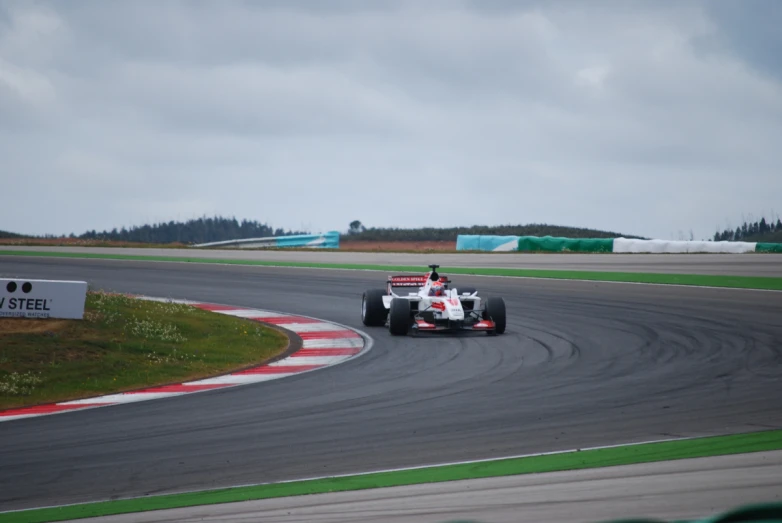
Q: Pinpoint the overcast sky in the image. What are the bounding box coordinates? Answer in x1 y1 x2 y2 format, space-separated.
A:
1 0 780 240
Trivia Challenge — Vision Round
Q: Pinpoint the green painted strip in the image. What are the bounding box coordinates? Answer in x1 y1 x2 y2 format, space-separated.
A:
2 249 781 290
1 430 780 522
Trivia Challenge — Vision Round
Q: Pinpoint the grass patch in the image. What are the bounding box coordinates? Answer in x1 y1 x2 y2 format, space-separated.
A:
0 292 288 410
2 429 780 523
1 249 782 290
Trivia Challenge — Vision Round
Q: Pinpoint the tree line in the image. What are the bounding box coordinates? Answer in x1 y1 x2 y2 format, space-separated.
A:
344 221 642 242
77 216 307 244
713 216 782 242
0 230 25 239
12 215 780 245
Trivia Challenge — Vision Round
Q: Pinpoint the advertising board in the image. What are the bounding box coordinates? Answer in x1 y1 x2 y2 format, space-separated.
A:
0 278 88 319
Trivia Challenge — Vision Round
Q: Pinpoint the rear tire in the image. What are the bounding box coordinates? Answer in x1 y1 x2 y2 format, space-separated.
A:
361 289 388 327
483 297 506 335
388 299 411 336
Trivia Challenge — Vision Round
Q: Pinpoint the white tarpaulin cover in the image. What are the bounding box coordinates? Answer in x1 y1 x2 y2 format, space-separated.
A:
613 238 757 254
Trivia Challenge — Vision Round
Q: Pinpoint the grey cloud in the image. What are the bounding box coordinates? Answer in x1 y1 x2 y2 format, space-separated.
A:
0 0 780 240
703 0 782 80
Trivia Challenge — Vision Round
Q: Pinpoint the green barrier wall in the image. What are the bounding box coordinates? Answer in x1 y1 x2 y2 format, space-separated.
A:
756 243 782 253
517 236 614 253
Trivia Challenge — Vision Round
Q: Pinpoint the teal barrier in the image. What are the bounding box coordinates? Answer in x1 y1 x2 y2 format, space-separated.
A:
457 235 779 254
756 242 782 253
440 502 782 523
517 236 614 253
456 235 482 250
456 235 519 251
275 231 340 249
598 502 782 522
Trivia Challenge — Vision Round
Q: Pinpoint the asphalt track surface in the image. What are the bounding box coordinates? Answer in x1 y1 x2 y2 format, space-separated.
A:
1 256 781 514
4 246 782 275
63 451 782 523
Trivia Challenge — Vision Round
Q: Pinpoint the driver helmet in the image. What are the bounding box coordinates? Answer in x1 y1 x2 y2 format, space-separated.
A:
429 281 445 296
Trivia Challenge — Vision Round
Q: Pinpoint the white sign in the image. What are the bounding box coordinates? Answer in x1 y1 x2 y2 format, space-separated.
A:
0 278 88 319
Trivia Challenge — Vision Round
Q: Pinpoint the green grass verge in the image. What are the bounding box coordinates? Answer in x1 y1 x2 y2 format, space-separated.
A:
0 292 288 410
2 429 780 523
1 249 781 290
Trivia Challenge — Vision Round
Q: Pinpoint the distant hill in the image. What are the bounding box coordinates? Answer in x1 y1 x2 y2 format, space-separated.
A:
0 230 26 239
4 220 649 244
77 216 307 245
343 223 644 242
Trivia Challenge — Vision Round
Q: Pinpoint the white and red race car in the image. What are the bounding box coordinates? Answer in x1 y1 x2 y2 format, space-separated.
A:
361 265 506 336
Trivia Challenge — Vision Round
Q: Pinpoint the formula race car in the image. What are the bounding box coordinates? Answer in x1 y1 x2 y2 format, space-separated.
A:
361 265 506 336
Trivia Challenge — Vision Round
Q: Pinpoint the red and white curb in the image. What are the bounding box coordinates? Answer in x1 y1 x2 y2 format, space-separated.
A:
0 299 370 423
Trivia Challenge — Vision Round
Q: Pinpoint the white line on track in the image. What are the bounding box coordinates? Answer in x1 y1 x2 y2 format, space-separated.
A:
0 431 742 515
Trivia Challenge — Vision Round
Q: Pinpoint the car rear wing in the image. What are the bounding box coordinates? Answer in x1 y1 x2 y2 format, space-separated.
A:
387 275 450 293
387 275 450 286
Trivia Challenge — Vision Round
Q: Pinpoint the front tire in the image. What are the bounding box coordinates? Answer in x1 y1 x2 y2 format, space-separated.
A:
388 299 411 336
483 297 506 335
362 289 388 327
